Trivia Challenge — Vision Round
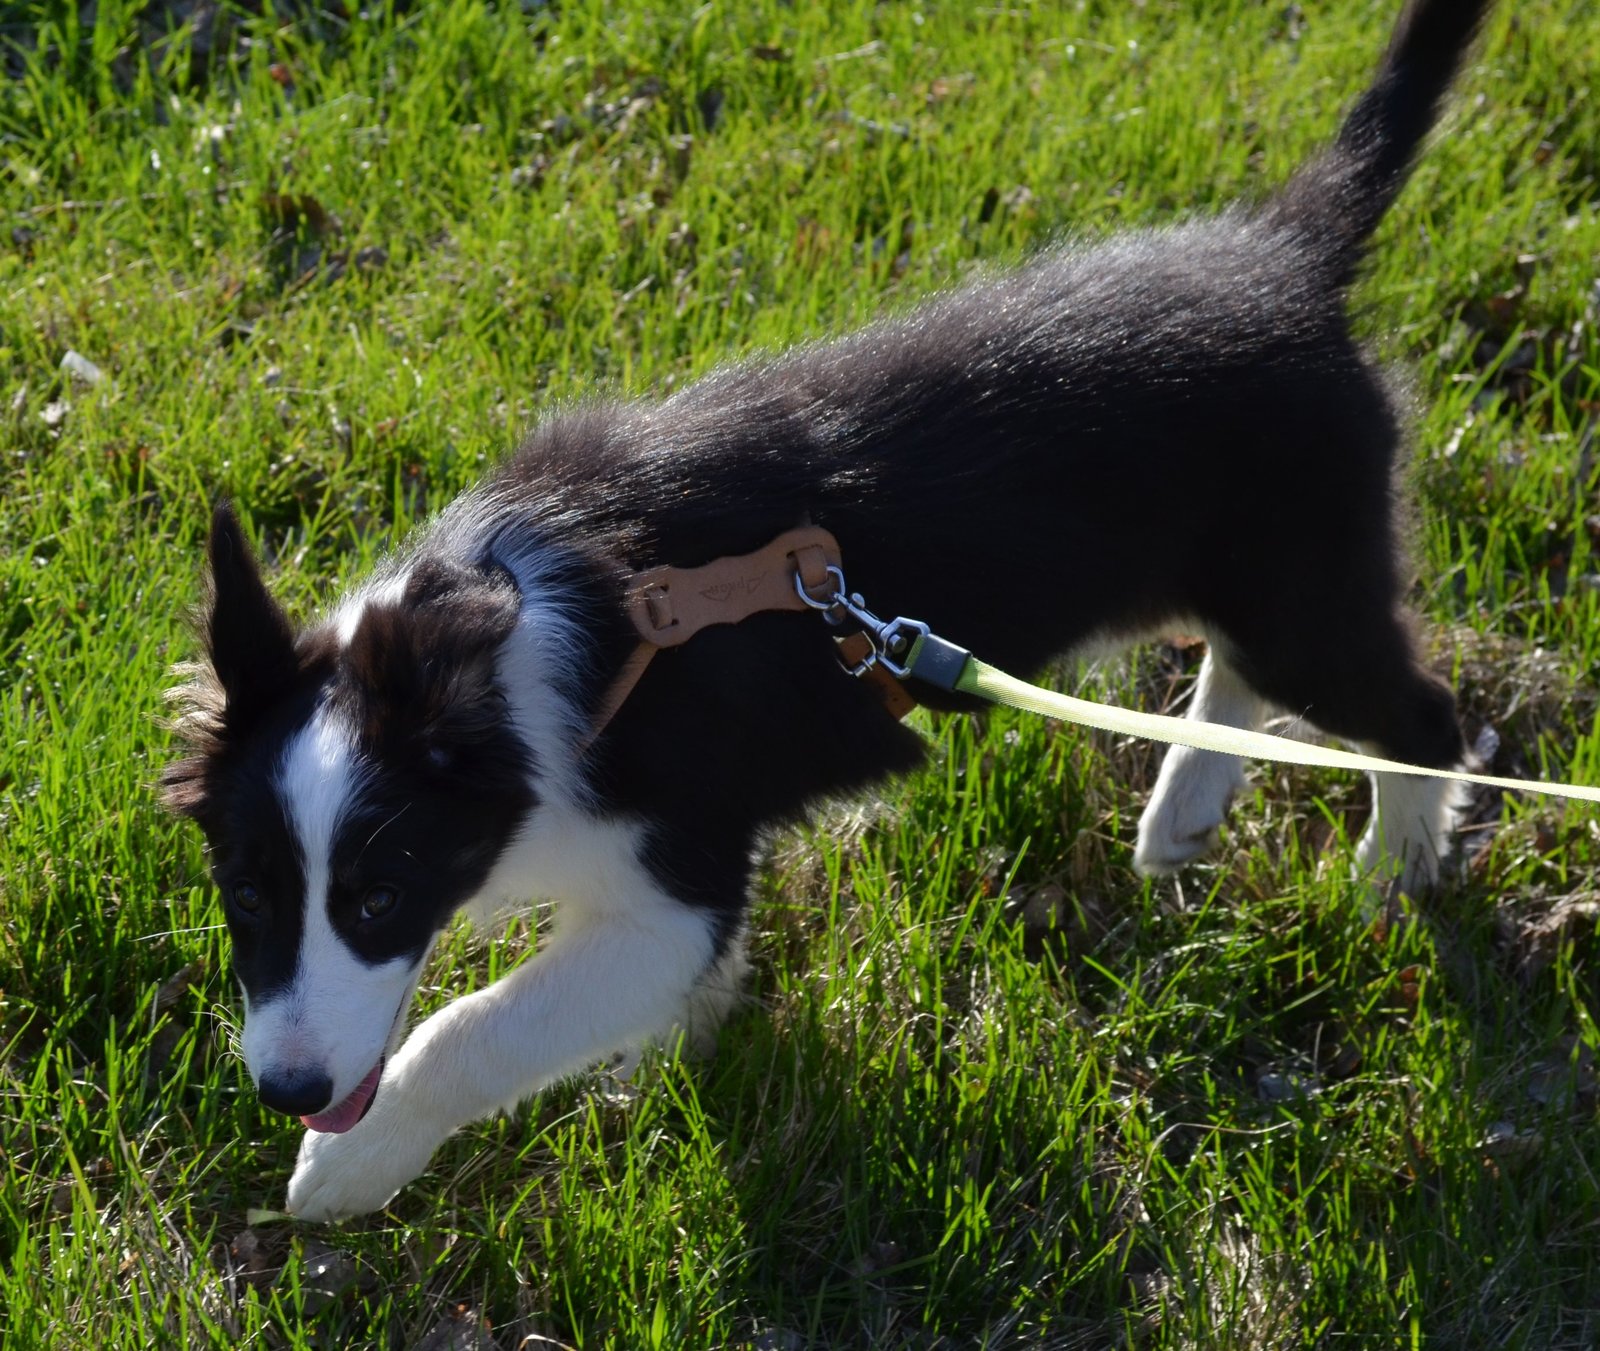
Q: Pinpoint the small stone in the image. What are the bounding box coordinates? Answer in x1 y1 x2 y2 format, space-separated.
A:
60 350 104 385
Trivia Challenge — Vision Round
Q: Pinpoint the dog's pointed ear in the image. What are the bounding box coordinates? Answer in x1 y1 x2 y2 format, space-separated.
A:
205 501 300 728
162 504 304 822
344 557 522 756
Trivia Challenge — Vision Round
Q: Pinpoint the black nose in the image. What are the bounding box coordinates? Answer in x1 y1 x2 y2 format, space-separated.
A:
256 1069 334 1117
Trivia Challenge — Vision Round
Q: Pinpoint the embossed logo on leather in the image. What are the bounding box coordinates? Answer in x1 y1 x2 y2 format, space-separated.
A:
700 572 767 603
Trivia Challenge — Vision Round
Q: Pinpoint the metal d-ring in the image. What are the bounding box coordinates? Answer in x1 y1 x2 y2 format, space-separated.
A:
793 564 847 612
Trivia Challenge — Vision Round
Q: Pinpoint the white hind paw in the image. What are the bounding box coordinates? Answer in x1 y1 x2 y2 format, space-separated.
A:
1135 745 1246 876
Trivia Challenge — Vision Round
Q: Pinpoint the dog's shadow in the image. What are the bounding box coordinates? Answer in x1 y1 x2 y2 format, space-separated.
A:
474 965 1152 1347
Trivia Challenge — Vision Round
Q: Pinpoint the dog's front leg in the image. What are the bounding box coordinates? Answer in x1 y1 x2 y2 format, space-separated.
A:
285 886 719 1221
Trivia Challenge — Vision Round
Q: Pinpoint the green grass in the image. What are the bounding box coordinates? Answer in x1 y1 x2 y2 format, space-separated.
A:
2 0 1598 1345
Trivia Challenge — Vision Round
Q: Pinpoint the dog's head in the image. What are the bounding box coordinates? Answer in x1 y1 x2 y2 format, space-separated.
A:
165 504 535 1131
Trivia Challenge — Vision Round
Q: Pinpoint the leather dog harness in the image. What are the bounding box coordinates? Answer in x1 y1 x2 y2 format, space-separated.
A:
580 526 914 750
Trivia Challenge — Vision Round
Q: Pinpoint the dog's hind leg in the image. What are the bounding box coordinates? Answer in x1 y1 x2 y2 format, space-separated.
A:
1356 762 1470 897
1222 606 1467 897
1134 645 1267 875
1348 667 1469 896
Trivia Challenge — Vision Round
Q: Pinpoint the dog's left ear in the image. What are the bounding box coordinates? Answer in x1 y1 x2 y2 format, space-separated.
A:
342 557 522 755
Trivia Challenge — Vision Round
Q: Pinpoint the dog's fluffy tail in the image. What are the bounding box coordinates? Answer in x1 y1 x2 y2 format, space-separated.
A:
1267 0 1494 281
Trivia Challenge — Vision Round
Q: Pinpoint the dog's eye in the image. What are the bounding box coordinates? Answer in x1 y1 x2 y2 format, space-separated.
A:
231 881 262 915
360 885 399 921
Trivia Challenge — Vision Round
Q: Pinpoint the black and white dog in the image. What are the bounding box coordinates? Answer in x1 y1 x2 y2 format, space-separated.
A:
167 0 1492 1220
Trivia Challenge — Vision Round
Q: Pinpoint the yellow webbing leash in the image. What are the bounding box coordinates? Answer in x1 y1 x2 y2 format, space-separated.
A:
954 653 1600 804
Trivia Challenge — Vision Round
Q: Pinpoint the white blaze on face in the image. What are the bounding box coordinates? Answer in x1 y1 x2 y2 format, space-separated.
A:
240 701 420 1107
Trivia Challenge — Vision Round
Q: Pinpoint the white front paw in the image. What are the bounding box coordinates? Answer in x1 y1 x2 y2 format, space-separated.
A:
286 1099 445 1222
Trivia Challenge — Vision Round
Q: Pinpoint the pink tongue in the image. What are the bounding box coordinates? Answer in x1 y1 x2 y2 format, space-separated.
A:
300 1061 383 1134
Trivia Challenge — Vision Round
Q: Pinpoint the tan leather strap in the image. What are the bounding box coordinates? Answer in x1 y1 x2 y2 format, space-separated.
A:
579 526 912 752
626 526 841 646
578 641 658 754
837 632 919 719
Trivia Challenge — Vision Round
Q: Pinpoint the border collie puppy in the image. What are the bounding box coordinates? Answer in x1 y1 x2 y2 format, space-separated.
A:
167 0 1492 1220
